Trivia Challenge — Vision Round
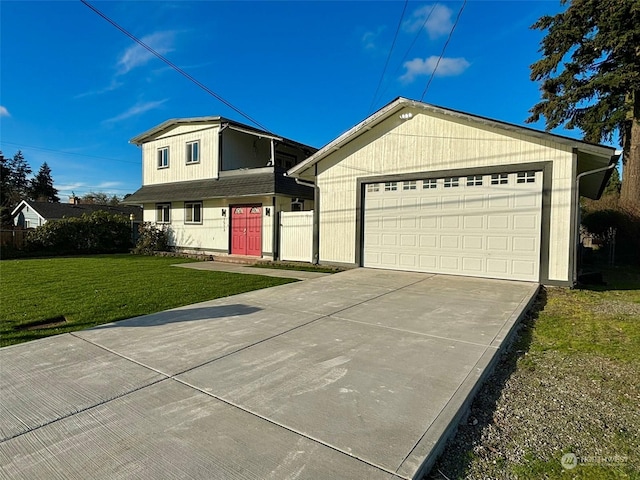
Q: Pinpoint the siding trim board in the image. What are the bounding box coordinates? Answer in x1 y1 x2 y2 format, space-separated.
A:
355 161 558 284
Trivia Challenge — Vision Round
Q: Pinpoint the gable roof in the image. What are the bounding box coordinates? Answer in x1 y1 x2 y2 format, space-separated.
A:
11 200 143 221
130 116 316 153
122 168 313 204
288 97 616 177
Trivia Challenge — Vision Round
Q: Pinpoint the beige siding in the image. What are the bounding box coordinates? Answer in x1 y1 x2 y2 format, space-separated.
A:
142 125 219 185
317 110 574 281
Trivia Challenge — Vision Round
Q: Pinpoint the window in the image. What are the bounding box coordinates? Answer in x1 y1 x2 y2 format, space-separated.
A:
403 181 417 190
156 203 171 223
291 199 303 211
491 173 508 185
157 147 169 168
384 182 398 191
517 171 536 184
422 179 437 189
444 177 459 188
186 141 199 164
184 202 202 224
467 175 483 186
367 183 380 193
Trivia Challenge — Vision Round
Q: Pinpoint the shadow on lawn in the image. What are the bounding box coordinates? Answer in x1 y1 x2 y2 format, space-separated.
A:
90 304 263 329
426 287 548 480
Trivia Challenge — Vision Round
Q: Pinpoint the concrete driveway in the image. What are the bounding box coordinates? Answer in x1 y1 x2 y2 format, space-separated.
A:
0 269 538 479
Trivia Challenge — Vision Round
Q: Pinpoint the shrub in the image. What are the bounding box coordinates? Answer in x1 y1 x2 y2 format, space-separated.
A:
133 222 171 255
25 211 131 255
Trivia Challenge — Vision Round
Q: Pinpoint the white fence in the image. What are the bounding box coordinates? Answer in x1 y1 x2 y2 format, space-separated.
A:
279 211 313 262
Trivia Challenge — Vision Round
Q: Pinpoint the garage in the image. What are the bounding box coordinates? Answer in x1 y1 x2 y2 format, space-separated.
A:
288 97 617 286
363 171 542 281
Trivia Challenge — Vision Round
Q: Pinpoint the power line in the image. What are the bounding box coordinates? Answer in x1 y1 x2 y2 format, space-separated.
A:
420 0 467 102
80 0 272 133
1 141 139 165
374 3 437 108
368 0 409 114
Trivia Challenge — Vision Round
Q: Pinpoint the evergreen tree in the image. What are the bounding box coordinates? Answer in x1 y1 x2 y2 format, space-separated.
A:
6 150 32 205
527 0 640 209
30 162 60 203
0 151 13 226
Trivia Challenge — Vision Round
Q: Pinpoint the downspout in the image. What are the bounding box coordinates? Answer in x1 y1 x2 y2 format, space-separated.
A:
292 176 320 264
218 123 228 177
572 159 618 285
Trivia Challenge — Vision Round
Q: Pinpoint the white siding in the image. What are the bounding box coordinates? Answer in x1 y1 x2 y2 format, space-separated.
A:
316 109 574 282
142 125 219 185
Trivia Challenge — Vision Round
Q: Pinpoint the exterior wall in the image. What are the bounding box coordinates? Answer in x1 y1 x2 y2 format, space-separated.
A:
142 125 219 185
316 109 575 282
13 206 44 228
221 129 272 170
142 195 291 258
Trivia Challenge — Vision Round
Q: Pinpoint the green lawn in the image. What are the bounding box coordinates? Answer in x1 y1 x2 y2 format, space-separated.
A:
431 265 640 479
0 254 297 347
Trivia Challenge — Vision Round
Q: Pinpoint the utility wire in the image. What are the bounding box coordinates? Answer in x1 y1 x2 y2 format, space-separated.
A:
373 3 437 108
367 0 409 114
80 0 272 133
1 141 139 165
420 0 467 102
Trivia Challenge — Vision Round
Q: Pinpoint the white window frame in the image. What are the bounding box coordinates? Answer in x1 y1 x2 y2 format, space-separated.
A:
444 177 459 188
367 183 380 193
491 173 508 185
422 179 437 189
186 141 199 164
184 202 202 224
403 180 417 191
156 203 171 223
384 182 398 192
157 147 169 169
517 171 536 184
467 175 483 186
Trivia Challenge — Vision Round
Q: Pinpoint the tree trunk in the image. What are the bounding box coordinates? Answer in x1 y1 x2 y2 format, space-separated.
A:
620 92 640 212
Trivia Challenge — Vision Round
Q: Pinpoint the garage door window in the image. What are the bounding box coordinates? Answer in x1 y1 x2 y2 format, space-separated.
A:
467 175 483 186
491 173 508 185
367 183 380 193
517 171 536 184
384 182 398 191
444 177 459 188
403 181 417 190
423 179 437 189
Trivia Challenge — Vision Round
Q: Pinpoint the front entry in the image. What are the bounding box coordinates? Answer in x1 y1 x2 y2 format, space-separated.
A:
230 205 262 256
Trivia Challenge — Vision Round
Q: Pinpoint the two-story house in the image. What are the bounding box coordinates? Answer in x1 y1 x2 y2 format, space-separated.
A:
123 117 317 258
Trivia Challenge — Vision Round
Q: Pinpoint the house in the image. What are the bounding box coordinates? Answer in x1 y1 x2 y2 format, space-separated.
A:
288 97 617 286
12 198 143 228
122 117 317 258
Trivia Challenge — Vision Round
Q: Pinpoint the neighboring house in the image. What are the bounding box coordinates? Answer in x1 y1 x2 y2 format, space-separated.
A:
123 117 317 258
11 199 143 228
288 97 617 286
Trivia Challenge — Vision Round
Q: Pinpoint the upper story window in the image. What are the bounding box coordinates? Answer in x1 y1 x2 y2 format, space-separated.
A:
186 141 199 164
157 147 169 169
184 202 202 224
156 203 171 223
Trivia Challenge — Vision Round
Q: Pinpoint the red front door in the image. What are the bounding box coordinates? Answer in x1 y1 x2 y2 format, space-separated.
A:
230 205 262 256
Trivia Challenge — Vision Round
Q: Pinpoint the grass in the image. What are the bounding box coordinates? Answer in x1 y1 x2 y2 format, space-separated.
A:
0 254 297 347
430 264 640 479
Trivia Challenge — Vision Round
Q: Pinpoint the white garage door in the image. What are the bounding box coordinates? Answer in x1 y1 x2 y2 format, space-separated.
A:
363 171 543 281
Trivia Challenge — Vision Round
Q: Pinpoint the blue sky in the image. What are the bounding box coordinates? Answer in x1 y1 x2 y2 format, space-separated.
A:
1 0 573 200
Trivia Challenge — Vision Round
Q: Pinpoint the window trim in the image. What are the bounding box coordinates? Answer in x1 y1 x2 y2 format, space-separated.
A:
156 203 171 224
184 201 202 224
157 147 169 169
186 141 200 164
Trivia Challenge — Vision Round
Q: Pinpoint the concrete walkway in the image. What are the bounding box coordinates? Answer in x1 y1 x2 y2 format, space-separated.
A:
0 269 538 479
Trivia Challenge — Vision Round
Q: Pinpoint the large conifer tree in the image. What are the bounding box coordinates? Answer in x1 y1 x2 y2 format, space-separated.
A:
30 162 60 203
527 0 640 208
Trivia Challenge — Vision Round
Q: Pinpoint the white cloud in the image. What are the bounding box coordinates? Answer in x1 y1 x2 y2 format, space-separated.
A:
362 26 386 50
117 31 175 75
0 106 10 117
103 99 168 124
75 79 124 99
403 4 453 40
400 56 470 83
